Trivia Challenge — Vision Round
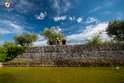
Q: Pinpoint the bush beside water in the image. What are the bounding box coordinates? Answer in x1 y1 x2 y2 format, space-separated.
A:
0 46 27 62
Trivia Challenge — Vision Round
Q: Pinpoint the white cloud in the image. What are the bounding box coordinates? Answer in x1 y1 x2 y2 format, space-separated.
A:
35 12 47 20
90 6 102 13
9 23 24 33
15 0 35 13
37 35 45 40
77 17 83 23
57 28 62 32
68 17 75 21
55 28 62 33
54 16 67 21
62 1 71 13
33 35 47 46
89 1 114 13
86 17 98 24
52 26 62 33
66 22 109 44
0 28 11 34
50 0 70 15
33 40 47 46
50 0 61 15
50 0 79 15
0 20 25 35
53 16 77 22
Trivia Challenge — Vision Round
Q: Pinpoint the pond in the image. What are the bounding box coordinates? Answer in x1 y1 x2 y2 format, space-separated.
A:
0 67 124 83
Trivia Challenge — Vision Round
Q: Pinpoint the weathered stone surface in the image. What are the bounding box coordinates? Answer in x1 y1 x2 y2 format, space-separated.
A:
6 44 124 66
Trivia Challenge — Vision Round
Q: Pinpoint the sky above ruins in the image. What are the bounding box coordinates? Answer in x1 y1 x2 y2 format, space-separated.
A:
0 0 124 45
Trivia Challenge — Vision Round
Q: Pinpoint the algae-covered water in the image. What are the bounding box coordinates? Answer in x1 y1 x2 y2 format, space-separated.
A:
0 67 124 83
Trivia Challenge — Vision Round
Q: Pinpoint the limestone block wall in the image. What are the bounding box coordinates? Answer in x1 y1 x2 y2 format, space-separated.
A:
14 44 124 63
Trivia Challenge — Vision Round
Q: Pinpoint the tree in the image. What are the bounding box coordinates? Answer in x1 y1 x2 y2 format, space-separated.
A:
106 20 124 42
40 28 65 45
14 32 37 46
3 41 17 47
86 33 103 45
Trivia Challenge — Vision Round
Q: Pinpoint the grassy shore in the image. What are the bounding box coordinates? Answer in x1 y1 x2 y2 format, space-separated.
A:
0 67 124 83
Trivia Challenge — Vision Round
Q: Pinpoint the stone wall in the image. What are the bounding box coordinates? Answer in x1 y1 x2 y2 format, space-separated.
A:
4 44 124 66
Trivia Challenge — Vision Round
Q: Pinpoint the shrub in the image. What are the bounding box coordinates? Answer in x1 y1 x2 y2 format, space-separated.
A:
0 53 7 62
86 33 103 45
0 46 27 62
0 47 8 62
6 46 27 60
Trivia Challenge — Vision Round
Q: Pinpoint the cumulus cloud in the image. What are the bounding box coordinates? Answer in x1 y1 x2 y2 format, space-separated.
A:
53 16 77 22
86 17 99 24
35 12 47 20
52 26 62 33
68 17 75 21
57 28 62 32
66 22 109 44
55 28 62 33
77 17 83 23
54 16 67 21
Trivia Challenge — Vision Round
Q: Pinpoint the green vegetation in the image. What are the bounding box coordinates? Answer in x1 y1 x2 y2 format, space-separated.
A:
3 41 17 47
106 20 124 42
0 20 124 62
0 47 7 62
102 40 114 44
86 32 103 45
0 46 27 62
86 33 115 45
0 67 124 83
40 28 65 45
14 32 37 46
86 20 124 45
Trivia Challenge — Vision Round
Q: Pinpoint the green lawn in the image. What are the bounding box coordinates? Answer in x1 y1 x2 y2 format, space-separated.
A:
0 67 124 83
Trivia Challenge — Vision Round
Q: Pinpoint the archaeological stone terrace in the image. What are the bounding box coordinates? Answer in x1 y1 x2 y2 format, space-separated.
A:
3 44 124 67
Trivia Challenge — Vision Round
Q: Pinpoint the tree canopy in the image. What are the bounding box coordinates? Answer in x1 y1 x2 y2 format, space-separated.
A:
40 28 65 45
14 32 37 46
106 20 124 42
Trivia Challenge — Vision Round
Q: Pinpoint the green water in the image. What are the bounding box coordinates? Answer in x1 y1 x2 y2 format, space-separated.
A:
0 67 124 83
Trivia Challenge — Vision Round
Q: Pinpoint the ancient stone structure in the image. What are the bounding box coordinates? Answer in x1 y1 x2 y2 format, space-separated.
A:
3 44 124 66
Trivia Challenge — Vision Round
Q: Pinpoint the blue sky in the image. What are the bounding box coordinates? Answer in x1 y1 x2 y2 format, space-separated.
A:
0 0 124 45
